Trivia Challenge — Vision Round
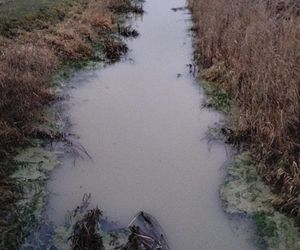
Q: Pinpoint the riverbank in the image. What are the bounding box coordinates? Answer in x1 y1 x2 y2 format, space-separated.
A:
0 0 142 248
188 0 300 249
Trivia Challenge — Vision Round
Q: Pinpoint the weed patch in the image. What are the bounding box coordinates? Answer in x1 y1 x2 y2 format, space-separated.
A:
0 147 59 249
201 81 232 113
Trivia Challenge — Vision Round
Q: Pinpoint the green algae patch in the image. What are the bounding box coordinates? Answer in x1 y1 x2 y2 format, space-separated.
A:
220 152 300 250
254 212 300 250
13 147 59 178
1 146 61 249
220 153 275 214
13 146 60 209
13 146 60 208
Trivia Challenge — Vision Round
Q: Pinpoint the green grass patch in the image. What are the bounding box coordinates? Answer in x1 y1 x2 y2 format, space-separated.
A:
1 146 60 249
201 81 232 113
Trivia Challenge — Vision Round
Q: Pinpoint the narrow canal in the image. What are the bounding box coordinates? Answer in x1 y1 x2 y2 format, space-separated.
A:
47 0 258 249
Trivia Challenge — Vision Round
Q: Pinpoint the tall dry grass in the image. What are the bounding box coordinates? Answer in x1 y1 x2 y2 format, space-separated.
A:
189 0 300 218
0 0 116 158
0 45 58 157
0 0 140 160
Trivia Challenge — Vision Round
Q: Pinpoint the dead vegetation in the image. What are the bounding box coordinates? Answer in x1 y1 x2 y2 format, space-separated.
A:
109 0 144 14
0 0 113 158
104 38 129 61
0 0 143 247
189 0 300 220
70 208 104 250
0 44 59 158
118 24 139 38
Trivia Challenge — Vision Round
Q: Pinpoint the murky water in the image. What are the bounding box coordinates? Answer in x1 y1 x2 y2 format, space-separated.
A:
47 0 258 249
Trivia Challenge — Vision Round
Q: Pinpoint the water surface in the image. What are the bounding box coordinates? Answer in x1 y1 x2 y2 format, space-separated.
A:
47 1 257 249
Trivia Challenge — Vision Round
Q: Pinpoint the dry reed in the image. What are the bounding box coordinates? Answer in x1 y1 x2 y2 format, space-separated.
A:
189 0 300 218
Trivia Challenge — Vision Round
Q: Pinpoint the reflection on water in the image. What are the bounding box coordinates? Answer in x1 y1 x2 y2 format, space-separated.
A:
47 0 258 249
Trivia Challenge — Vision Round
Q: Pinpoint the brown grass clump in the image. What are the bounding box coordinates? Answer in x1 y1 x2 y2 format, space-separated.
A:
82 1 113 28
0 44 58 157
189 0 300 218
44 27 94 60
39 0 116 61
41 1 114 60
104 38 128 61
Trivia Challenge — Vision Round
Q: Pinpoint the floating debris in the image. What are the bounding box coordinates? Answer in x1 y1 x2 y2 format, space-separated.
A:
70 208 104 250
118 25 139 38
171 7 187 12
123 212 170 250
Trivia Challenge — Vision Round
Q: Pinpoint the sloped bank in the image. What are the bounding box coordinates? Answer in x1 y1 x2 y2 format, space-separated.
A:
188 0 300 249
0 0 143 248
